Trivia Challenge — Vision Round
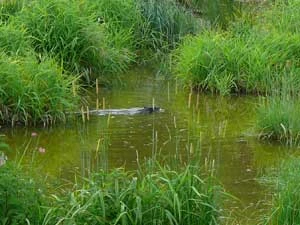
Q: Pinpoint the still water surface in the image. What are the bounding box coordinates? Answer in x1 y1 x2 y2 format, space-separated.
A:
2 67 295 224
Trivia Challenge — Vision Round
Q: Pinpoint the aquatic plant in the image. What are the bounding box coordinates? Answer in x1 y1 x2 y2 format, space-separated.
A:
0 162 43 225
0 53 79 126
42 162 222 225
256 94 300 146
263 158 300 224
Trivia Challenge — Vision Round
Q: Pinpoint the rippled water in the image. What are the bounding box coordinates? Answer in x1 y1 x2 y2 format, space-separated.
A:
1 67 294 224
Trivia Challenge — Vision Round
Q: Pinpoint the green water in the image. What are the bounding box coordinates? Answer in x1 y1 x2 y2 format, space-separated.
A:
1 67 294 224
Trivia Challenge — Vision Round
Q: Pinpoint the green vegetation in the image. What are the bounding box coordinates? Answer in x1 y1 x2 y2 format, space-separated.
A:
263 158 300 225
44 164 221 225
256 95 300 146
173 0 300 95
0 54 79 126
178 0 239 28
0 159 223 225
0 162 43 225
4 0 300 224
137 0 198 49
0 0 202 126
17 0 134 83
170 0 300 144
0 22 31 56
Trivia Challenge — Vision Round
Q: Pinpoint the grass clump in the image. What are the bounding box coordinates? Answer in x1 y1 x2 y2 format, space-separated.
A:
262 0 300 34
177 0 240 28
173 0 300 95
0 162 43 225
263 158 300 225
256 95 300 146
0 54 79 126
137 0 199 50
0 0 24 24
0 22 31 56
43 163 222 225
17 0 134 84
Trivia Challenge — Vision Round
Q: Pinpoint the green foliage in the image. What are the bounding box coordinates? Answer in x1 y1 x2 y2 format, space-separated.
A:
262 0 300 34
263 158 300 224
0 162 42 225
17 0 134 83
137 0 199 50
87 0 141 33
177 0 240 28
0 54 79 126
0 22 31 56
173 0 300 95
43 164 222 225
256 95 300 146
0 0 24 24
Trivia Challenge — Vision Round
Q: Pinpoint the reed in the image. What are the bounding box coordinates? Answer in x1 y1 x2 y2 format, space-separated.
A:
136 0 199 50
0 0 24 23
173 21 300 95
262 158 300 225
177 0 240 28
16 0 135 84
0 54 79 126
0 162 43 225
256 95 300 146
0 22 31 56
42 161 223 225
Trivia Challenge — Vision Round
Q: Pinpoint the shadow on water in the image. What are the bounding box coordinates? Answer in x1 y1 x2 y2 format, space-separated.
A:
1 67 297 224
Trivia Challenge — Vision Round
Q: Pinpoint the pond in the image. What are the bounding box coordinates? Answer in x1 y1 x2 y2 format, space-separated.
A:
1 67 295 224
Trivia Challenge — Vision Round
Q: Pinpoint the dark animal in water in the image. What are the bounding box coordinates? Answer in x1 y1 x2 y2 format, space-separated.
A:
88 106 162 116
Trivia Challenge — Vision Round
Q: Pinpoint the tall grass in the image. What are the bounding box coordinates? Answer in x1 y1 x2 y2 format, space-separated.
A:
16 0 135 84
177 0 240 28
262 158 300 225
0 0 24 24
256 94 300 146
87 0 141 33
0 22 32 56
0 162 43 225
42 161 222 225
0 132 224 225
0 53 79 126
262 0 300 34
173 0 300 95
137 0 199 50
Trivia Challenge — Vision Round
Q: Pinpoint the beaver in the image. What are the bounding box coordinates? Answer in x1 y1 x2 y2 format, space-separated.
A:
88 106 162 116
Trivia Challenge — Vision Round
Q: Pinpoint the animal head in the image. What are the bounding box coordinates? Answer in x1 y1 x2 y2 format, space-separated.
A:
143 106 160 113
